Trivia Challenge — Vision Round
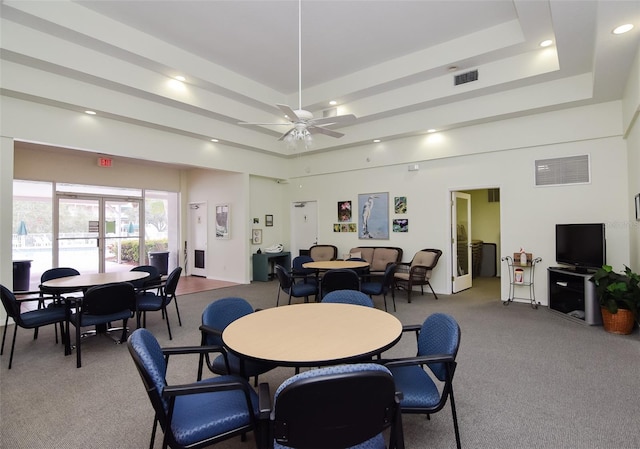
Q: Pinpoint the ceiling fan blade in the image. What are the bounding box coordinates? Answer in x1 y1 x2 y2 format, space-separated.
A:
310 114 357 126
276 104 301 121
308 126 344 138
239 122 292 126
277 128 295 141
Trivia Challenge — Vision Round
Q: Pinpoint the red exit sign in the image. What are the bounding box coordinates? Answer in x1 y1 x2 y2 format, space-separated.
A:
97 157 112 167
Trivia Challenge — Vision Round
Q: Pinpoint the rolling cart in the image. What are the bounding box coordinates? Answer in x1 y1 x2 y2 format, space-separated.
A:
501 254 542 309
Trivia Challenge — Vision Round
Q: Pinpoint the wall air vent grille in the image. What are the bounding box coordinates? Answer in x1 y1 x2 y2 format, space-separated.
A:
454 70 478 86
535 155 590 186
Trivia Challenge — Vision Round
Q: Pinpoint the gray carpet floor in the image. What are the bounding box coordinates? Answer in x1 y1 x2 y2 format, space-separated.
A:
1 277 639 449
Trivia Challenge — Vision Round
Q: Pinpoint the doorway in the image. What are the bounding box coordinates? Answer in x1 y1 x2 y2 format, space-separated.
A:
188 202 207 277
56 194 142 273
450 188 501 295
290 200 318 257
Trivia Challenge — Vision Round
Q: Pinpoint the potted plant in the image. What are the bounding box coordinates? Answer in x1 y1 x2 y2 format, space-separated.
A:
590 265 640 335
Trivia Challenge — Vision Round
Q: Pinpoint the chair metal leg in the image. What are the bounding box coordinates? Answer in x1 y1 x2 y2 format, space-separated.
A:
163 306 172 340
449 389 461 449
427 281 439 299
1 315 8 356
149 417 158 449
8 325 18 369
173 299 182 326
76 320 82 368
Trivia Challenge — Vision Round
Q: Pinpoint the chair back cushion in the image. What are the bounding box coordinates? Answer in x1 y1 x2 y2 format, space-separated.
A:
83 282 135 315
275 264 292 289
201 297 253 346
321 290 374 307
273 363 397 449
309 245 337 261
320 269 360 297
164 267 183 296
418 313 461 381
127 328 169 412
292 256 315 276
40 267 80 282
350 247 374 264
130 265 161 289
411 251 436 267
0 284 20 320
370 248 398 272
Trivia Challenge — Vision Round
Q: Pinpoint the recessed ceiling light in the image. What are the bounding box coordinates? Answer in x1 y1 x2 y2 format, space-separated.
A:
174 75 186 82
84 110 96 115
373 139 381 143
539 39 553 47
210 138 219 142
613 24 634 35
329 100 337 106
427 129 436 133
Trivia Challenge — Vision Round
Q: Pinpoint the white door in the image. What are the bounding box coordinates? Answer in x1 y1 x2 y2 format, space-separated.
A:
290 201 318 257
189 202 207 277
452 191 472 293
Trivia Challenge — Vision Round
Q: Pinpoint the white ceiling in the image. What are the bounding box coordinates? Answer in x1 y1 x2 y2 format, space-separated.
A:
2 0 639 157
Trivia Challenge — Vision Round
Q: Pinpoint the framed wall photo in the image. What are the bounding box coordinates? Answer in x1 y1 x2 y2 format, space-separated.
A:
215 204 230 239
394 196 407 214
635 194 640 221
358 192 389 239
252 229 262 245
338 200 352 222
265 214 273 227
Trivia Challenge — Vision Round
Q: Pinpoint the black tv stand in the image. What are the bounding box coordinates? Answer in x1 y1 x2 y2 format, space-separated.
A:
547 268 601 325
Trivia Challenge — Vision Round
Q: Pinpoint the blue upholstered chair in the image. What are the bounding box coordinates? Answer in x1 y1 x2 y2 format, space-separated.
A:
69 282 134 368
258 362 404 449
129 265 161 292
136 266 182 339
321 289 374 307
36 267 81 341
320 268 360 299
384 313 462 449
361 263 398 311
1 284 67 369
275 264 318 306
291 255 318 286
198 297 275 385
128 328 260 449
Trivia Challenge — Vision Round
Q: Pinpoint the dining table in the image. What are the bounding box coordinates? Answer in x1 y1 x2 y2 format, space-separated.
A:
41 271 149 355
222 302 402 369
302 260 370 271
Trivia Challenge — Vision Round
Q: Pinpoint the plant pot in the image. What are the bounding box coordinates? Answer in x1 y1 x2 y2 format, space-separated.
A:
600 307 635 335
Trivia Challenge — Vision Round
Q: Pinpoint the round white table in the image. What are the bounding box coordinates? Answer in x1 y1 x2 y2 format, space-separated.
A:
223 303 402 368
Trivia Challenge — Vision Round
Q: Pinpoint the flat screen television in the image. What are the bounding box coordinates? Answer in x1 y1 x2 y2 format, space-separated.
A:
555 223 605 272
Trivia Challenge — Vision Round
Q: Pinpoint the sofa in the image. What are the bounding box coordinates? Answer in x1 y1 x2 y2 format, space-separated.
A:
348 246 403 277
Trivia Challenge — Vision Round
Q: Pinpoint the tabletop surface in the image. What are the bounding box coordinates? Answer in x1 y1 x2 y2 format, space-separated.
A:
303 260 370 270
223 303 402 367
41 271 148 289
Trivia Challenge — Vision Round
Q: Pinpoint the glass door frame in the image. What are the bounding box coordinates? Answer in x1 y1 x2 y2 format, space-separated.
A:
55 193 143 273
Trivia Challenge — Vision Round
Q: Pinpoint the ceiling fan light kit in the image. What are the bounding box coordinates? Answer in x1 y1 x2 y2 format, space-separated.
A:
239 0 356 150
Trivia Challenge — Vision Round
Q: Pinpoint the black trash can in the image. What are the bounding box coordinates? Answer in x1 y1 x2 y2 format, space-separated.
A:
13 260 32 291
148 251 169 275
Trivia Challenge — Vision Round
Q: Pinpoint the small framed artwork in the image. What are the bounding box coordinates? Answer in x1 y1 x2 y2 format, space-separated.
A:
338 200 352 222
635 194 640 221
265 214 274 227
393 219 409 232
215 204 230 239
394 196 407 214
252 229 262 245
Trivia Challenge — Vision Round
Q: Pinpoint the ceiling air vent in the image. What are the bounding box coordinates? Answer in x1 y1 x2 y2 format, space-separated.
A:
454 70 478 86
535 155 590 186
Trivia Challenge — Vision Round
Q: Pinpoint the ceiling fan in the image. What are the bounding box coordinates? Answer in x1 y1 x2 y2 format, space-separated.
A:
239 0 356 147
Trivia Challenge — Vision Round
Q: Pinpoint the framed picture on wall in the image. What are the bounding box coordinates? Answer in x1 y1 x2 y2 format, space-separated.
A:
636 194 640 221
358 192 389 239
265 214 273 227
215 204 230 239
